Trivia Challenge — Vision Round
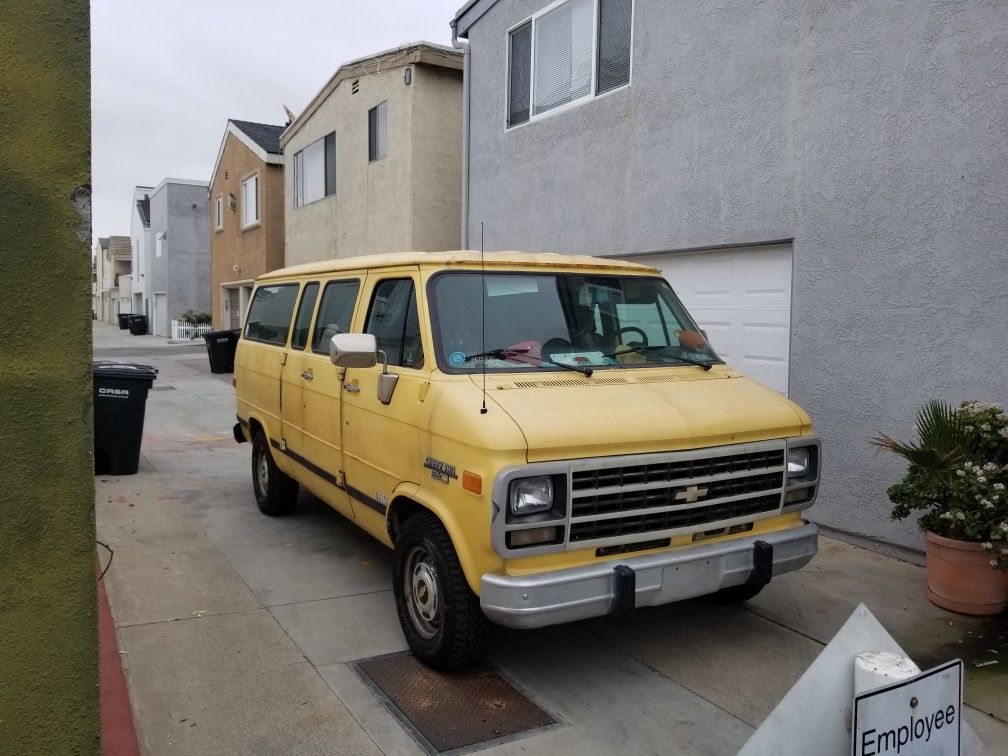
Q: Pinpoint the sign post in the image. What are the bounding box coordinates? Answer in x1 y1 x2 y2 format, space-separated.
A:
852 659 963 755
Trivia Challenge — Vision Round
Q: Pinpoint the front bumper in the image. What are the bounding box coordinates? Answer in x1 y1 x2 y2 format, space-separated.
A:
480 523 818 629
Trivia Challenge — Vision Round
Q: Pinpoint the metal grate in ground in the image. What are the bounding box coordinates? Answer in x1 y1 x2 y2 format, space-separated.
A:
352 651 557 754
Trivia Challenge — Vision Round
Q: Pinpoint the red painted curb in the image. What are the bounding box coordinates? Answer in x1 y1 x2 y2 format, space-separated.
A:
98 572 140 756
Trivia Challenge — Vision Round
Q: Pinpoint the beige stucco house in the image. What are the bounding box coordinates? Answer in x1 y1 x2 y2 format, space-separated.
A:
208 119 286 329
281 42 463 265
92 235 131 323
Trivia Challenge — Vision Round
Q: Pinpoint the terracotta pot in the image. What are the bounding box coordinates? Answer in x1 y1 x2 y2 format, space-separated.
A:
924 531 1008 616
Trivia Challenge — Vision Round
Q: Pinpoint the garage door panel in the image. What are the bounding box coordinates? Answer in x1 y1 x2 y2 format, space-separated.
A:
740 322 789 364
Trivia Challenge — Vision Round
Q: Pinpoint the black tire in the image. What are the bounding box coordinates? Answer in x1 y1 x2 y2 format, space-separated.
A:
393 511 491 670
251 431 298 516
710 582 765 604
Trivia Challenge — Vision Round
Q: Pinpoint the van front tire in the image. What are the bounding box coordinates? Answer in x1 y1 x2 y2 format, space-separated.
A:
710 583 765 603
251 431 298 516
393 511 491 670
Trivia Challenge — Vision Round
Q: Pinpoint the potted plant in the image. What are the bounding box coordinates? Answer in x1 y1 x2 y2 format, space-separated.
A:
873 400 1008 615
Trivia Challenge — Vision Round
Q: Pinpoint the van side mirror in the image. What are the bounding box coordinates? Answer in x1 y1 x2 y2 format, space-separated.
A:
330 333 399 404
330 333 378 368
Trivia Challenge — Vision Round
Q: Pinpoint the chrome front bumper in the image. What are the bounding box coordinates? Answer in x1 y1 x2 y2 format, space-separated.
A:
480 523 818 629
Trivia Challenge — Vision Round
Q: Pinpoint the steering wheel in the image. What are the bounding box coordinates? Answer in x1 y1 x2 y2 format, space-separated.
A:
617 326 648 348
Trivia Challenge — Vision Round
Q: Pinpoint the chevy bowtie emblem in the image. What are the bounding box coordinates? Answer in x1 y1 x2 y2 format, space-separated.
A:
675 485 709 503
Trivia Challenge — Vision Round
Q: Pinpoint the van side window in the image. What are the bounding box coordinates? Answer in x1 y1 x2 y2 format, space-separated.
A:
244 284 299 345
290 282 319 350
365 278 423 369
311 279 361 354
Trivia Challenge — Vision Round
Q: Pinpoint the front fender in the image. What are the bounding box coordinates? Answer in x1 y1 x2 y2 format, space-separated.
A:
390 481 502 596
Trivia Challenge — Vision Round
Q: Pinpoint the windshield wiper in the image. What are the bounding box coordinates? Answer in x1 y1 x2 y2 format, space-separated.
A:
604 344 714 371
543 355 593 377
603 344 672 359
464 347 529 361
670 352 715 371
464 346 593 376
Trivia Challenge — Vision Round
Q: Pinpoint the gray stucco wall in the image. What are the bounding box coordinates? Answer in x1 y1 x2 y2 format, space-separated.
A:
149 182 210 329
462 0 1008 549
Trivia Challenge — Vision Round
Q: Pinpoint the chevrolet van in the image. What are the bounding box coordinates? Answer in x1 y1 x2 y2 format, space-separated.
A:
233 251 820 669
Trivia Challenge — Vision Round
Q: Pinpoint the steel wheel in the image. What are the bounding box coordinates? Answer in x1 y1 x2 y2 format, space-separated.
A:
255 448 270 498
250 431 298 516
404 545 442 639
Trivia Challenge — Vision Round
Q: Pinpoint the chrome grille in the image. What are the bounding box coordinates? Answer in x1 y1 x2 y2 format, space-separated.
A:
572 449 785 492
568 445 785 545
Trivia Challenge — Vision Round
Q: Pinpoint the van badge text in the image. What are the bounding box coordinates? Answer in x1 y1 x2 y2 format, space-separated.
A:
424 457 457 483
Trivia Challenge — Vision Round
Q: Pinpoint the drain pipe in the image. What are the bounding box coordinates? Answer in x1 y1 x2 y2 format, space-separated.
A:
451 20 470 249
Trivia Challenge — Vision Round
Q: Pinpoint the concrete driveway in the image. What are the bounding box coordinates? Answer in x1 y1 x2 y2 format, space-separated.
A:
93 322 1007 754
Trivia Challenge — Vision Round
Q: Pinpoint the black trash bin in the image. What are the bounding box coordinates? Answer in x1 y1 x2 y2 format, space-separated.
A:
117 313 133 330
203 328 241 373
128 314 148 335
93 361 158 475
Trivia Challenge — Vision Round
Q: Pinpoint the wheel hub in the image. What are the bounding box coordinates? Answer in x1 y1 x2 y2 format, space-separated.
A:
257 453 269 495
412 561 439 622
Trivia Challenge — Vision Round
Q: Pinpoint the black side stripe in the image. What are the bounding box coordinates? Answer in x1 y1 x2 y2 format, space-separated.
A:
269 439 340 487
346 485 388 515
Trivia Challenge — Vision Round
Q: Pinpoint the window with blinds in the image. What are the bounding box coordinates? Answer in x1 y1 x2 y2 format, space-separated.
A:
596 0 632 94
507 0 632 127
294 133 336 208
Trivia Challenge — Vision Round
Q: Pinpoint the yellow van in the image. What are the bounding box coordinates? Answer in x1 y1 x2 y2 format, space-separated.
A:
233 251 820 669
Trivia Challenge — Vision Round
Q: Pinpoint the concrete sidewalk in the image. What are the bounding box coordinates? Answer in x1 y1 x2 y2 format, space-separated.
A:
93 322 1007 754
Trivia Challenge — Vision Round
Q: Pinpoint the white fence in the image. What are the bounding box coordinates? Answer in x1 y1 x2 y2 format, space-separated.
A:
170 320 213 340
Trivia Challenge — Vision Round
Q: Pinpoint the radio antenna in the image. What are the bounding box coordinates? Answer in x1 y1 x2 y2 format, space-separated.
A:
480 222 487 414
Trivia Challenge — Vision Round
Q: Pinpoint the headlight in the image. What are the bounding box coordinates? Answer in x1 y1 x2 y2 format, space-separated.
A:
509 476 553 515
787 447 810 477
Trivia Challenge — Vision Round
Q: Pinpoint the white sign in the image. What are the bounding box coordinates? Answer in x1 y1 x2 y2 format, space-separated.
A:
852 659 962 756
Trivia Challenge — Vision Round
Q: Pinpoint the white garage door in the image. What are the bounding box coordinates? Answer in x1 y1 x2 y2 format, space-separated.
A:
153 293 169 338
631 243 793 394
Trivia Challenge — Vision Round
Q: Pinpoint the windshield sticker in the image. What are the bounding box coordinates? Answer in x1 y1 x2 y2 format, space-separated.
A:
424 456 457 483
449 351 466 366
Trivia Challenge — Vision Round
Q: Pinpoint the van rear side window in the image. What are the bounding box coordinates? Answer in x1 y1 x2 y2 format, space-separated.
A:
244 284 299 345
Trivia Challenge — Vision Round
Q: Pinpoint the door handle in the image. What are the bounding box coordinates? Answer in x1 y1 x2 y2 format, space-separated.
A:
343 382 360 393
301 370 313 381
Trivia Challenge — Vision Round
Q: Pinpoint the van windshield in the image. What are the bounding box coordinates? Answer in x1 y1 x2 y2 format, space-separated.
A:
429 272 722 372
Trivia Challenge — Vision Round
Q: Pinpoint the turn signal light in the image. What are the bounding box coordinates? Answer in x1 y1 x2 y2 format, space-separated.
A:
462 471 482 494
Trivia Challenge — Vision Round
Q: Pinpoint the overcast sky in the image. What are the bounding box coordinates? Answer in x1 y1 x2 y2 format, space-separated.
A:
91 0 463 245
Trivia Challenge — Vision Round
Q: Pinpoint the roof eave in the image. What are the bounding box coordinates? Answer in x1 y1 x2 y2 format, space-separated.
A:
210 121 283 188
280 42 463 148
452 0 500 38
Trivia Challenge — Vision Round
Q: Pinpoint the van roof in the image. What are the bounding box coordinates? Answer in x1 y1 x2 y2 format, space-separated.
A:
256 251 659 281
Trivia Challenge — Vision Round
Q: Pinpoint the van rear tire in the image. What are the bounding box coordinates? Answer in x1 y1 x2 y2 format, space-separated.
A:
251 431 298 516
393 511 491 670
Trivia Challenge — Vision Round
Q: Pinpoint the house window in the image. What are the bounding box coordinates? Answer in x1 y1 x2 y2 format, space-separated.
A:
215 195 223 231
294 133 336 208
241 174 259 228
368 101 388 162
155 231 165 257
507 0 633 127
